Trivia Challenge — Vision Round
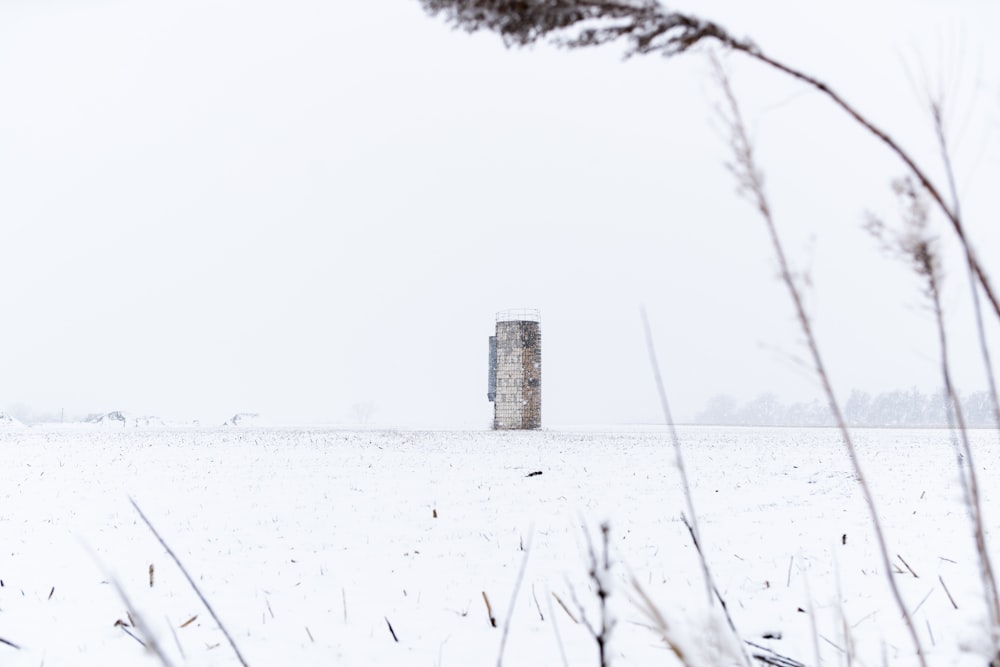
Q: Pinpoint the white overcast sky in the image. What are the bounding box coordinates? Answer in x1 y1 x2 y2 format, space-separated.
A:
1 0 999 426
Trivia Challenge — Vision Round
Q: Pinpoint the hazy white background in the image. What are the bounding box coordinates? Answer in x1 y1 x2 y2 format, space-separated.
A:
1 0 998 426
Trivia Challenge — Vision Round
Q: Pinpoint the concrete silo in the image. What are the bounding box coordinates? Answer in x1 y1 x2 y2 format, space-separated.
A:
487 309 541 430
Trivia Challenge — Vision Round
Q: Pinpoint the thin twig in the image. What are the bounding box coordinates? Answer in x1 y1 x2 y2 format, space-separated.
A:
745 640 807 667
420 1 1000 323
552 592 579 624
820 634 846 654
910 588 934 617
927 103 1000 646
927 258 1000 632
167 616 186 661
640 307 711 604
630 577 690 664
497 529 533 667
939 575 958 609
736 45 1000 323
711 53 926 667
119 624 147 648
897 554 919 578
643 307 750 667
929 90 1000 439
129 497 250 667
482 591 497 628
83 540 174 667
681 513 745 658
532 584 545 621
545 588 570 667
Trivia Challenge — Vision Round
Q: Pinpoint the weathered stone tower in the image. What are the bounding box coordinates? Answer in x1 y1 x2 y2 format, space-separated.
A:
488 309 541 430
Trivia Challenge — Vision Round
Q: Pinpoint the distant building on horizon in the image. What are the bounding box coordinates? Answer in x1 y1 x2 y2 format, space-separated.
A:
488 309 541 430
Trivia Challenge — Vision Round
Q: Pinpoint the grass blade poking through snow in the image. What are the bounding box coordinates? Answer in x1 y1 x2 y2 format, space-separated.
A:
497 528 533 667
80 540 174 667
129 497 251 667
641 307 751 667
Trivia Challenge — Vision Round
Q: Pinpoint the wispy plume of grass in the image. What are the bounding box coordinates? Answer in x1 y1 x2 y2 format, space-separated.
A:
867 176 1000 661
710 50 927 667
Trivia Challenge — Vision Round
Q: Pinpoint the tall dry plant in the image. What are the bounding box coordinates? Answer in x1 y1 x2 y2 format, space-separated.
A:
418 0 1000 324
708 54 926 666
867 178 1000 663
926 91 1000 436
417 1 1000 662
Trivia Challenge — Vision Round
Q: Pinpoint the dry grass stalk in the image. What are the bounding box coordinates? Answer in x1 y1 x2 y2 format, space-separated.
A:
680 514 744 653
83 539 174 667
544 588 570 667
117 622 147 648
419 0 1000 322
180 615 198 628
710 52 927 666
642 308 750 667
744 640 806 667
497 529 533 666
911 588 934 617
552 591 579 624
869 175 1000 660
108 578 173 666
532 584 544 621
939 575 958 610
629 578 689 665
482 591 497 627
640 307 714 604
129 497 250 667
384 616 399 642
924 82 1000 438
897 555 919 579
167 617 186 661
574 522 615 667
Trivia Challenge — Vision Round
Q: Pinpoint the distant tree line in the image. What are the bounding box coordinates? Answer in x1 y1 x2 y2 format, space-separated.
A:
695 390 999 428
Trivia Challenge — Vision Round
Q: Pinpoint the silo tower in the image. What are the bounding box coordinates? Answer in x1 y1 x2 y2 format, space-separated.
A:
487 309 541 430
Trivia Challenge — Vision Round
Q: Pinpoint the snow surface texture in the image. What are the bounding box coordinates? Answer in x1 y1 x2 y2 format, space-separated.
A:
0 413 25 428
0 426 998 666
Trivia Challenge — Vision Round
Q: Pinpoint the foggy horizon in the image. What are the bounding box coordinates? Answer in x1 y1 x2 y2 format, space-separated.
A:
3 0 999 428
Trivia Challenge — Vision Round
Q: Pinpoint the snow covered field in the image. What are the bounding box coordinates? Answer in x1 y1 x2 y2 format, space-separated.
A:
1 425 999 666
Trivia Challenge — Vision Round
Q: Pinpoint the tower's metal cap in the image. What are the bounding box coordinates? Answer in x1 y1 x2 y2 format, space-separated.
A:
496 308 540 323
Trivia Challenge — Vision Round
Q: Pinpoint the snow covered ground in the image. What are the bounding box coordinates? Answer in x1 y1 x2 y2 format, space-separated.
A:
1 425 998 666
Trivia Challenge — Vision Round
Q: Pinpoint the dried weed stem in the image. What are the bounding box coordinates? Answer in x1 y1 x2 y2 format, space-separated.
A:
710 53 926 666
